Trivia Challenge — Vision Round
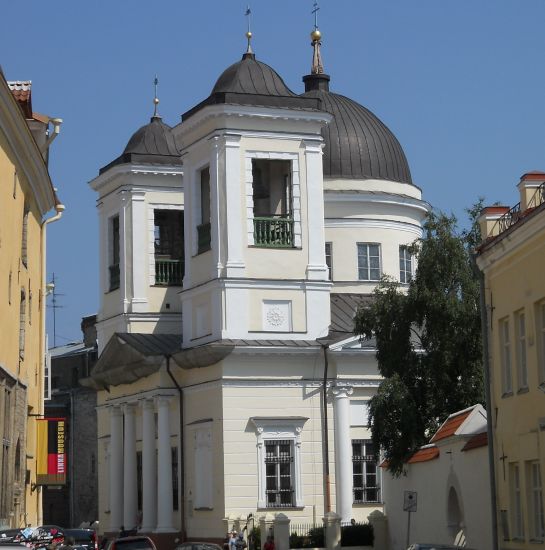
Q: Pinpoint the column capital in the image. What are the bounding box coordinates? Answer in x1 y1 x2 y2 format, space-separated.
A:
154 395 172 407
109 404 123 417
123 402 137 414
140 398 155 411
330 383 354 400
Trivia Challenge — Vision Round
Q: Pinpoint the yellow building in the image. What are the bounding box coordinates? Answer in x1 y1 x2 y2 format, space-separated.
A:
477 171 545 548
0 74 63 527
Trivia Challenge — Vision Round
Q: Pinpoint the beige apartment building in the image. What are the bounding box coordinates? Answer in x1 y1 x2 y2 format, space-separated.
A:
478 171 545 548
0 74 63 527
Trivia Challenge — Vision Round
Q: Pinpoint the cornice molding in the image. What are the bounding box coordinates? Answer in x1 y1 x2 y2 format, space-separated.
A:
0 80 57 214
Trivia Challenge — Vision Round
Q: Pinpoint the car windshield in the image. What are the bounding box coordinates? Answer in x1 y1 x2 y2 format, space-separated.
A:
115 540 154 550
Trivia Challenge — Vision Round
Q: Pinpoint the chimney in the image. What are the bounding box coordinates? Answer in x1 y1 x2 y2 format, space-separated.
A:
478 206 510 242
517 171 545 211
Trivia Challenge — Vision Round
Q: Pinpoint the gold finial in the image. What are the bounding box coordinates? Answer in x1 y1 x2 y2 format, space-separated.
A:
245 6 253 54
310 1 324 74
153 75 160 118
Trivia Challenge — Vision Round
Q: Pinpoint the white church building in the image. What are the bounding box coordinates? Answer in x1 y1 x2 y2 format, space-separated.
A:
87 24 429 543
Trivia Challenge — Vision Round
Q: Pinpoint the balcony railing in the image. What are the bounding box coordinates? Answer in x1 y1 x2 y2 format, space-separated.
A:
197 222 211 254
109 264 120 291
155 258 183 286
495 182 545 234
253 216 294 248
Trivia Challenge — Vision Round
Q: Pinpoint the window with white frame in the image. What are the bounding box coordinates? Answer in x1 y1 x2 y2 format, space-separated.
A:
109 215 120 291
196 166 211 254
325 242 333 280
399 245 412 284
352 440 380 504
510 462 524 539
529 461 545 541
537 300 545 385
515 310 528 390
500 317 513 395
251 417 307 509
265 440 294 508
357 243 381 281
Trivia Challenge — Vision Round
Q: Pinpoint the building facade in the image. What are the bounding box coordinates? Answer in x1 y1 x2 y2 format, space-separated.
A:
0 75 63 527
43 315 99 528
477 172 545 548
88 28 429 543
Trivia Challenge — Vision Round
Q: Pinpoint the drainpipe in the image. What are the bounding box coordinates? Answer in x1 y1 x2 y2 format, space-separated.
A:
321 343 331 513
165 355 186 541
38 203 64 525
472 255 499 550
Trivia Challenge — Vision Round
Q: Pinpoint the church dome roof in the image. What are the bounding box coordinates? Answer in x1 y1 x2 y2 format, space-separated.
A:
302 76 412 184
211 53 298 97
182 53 320 121
100 115 182 174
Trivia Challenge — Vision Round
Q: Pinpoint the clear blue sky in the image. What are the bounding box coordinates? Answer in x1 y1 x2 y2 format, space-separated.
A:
2 1 545 345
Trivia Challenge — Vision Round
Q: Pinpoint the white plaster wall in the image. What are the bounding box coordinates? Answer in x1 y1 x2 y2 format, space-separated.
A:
383 441 491 550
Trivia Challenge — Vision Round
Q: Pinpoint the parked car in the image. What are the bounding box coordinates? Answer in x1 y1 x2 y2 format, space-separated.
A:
64 529 99 550
0 530 23 543
407 545 477 550
105 537 156 550
175 544 223 550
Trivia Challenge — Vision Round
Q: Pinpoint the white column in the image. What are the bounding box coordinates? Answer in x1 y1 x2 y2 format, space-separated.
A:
140 399 157 532
210 137 223 278
304 140 328 280
223 134 245 276
155 396 175 532
331 383 354 523
109 406 124 532
130 190 148 312
120 191 129 312
123 403 138 530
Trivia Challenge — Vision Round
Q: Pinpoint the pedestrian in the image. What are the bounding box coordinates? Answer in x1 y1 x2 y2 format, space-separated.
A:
264 537 275 550
235 533 247 550
228 531 237 550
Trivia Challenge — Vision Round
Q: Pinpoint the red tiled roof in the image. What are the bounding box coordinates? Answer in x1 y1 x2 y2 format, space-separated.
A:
461 431 488 452
521 171 545 180
430 410 471 443
408 446 439 463
7 81 32 118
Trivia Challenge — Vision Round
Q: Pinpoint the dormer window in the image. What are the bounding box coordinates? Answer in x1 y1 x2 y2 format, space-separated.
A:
251 159 293 248
154 209 184 286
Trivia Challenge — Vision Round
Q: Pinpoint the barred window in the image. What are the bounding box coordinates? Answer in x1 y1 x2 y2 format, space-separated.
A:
352 439 380 504
265 440 294 508
325 242 333 280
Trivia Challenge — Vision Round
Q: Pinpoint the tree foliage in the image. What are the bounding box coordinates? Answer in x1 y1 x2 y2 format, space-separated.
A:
354 209 484 476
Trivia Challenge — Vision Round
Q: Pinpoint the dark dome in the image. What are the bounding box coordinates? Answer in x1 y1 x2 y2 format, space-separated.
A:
182 54 320 121
302 76 412 184
100 115 182 174
212 53 298 97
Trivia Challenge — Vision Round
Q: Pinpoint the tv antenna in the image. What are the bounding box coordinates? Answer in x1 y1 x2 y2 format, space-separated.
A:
46 272 64 348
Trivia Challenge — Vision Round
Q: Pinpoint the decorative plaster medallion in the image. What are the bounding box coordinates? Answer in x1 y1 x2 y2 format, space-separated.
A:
266 306 285 327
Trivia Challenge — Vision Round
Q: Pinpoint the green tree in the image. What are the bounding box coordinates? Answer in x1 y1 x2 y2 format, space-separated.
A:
354 209 484 475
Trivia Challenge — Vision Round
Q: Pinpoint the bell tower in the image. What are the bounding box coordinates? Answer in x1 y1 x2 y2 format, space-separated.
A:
173 38 332 348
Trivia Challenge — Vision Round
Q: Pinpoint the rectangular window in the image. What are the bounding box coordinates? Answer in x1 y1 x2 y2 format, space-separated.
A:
21 205 29 267
529 461 545 541
197 166 211 254
19 290 26 360
109 215 120 291
325 242 333 280
154 210 184 286
399 246 412 284
352 440 380 503
511 462 524 539
136 451 142 511
537 301 545 386
252 159 294 248
357 243 381 281
515 310 528 390
172 447 179 511
264 440 294 508
500 318 512 395
44 347 51 400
